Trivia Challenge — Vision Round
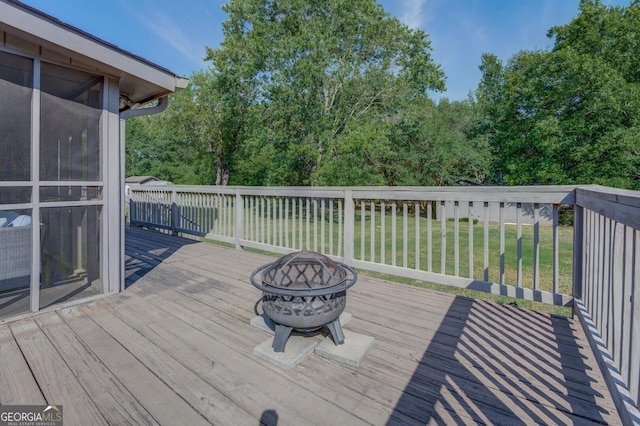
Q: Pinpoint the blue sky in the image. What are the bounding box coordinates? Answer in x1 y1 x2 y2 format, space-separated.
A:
21 0 630 101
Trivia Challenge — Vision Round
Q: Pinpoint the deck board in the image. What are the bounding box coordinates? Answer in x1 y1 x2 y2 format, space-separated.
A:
9 318 108 426
60 306 209 426
0 226 623 425
33 312 157 425
0 326 46 405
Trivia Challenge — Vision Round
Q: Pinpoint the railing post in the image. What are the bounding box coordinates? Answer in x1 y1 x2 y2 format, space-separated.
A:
235 189 244 250
129 195 136 225
343 189 355 266
171 187 178 236
572 200 584 316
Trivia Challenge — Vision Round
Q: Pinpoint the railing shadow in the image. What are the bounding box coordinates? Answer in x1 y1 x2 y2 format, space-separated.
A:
387 297 614 424
124 225 198 288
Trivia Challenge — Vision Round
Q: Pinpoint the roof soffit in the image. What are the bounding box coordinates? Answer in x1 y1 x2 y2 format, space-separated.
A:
0 1 188 103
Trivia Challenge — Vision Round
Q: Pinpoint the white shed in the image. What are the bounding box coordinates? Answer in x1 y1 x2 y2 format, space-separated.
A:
0 0 187 321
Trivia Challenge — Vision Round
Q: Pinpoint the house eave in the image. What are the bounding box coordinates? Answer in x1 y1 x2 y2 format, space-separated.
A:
0 0 188 105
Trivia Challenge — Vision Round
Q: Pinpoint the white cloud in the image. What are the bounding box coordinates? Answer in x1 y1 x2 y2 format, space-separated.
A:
147 13 201 61
398 0 427 29
473 26 487 41
120 0 204 65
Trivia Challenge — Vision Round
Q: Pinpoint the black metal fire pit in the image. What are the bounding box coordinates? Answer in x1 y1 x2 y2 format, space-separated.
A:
250 251 357 352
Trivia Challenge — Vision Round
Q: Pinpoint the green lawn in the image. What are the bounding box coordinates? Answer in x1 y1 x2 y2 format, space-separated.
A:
352 215 574 295
211 206 575 317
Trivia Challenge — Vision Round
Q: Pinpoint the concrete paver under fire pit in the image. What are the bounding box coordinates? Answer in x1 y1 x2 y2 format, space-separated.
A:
251 312 375 369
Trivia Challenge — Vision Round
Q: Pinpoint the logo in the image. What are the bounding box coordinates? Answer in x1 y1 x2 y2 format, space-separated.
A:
0 405 63 426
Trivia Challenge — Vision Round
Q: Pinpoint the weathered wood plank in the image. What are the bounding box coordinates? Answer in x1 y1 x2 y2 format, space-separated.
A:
403 201 408 268
126 273 390 423
10 317 108 425
138 236 596 376
123 269 407 424
468 202 474 279
454 201 459 276
576 189 640 229
129 240 616 422
34 312 157 425
0 324 46 405
93 301 273 425
107 292 376 425
59 307 210 426
1 227 624 426
348 300 605 400
500 202 505 284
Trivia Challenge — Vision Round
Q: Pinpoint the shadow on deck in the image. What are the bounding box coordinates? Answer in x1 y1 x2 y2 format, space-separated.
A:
0 226 621 425
124 225 199 288
387 296 611 424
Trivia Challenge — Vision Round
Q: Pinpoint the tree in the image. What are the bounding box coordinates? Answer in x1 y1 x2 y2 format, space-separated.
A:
387 97 491 186
125 111 204 184
126 0 493 187
165 70 254 185
205 0 445 185
549 0 640 83
475 0 640 189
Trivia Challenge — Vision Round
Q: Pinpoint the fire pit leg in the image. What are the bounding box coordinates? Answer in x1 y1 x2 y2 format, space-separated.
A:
325 318 345 346
272 324 293 352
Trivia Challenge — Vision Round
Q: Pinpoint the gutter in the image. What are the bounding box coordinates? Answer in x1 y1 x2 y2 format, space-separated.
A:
119 76 187 120
120 95 169 120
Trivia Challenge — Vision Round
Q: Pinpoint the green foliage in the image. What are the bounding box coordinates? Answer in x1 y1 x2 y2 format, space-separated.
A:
388 97 491 185
477 0 640 189
313 119 393 186
203 0 459 186
125 112 208 184
125 0 491 187
125 0 640 191
550 0 640 83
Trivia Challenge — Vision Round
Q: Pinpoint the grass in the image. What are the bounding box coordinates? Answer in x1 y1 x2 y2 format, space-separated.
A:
244 210 574 292
202 208 574 317
352 271 572 317
353 216 574 295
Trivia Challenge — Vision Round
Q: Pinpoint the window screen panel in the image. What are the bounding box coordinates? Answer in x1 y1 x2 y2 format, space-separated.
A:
40 62 102 182
0 51 32 182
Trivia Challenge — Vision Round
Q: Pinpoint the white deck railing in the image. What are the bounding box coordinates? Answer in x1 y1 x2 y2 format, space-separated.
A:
129 185 577 304
128 184 640 419
573 186 640 422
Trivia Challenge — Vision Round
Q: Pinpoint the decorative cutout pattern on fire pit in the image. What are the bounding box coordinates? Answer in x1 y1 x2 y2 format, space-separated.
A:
250 250 357 352
261 292 346 329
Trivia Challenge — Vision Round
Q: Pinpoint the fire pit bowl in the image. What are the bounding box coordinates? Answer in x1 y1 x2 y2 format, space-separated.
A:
250 251 357 352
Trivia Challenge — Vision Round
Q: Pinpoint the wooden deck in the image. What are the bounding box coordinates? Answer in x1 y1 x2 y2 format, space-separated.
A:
0 226 622 425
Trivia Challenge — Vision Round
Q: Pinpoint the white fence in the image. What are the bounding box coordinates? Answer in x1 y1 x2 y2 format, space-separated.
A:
573 186 640 422
129 185 577 305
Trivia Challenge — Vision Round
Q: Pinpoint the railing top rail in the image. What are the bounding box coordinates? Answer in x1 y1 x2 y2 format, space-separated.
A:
128 184 580 204
576 185 640 208
576 185 640 230
350 186 577 203
128 185 347 198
